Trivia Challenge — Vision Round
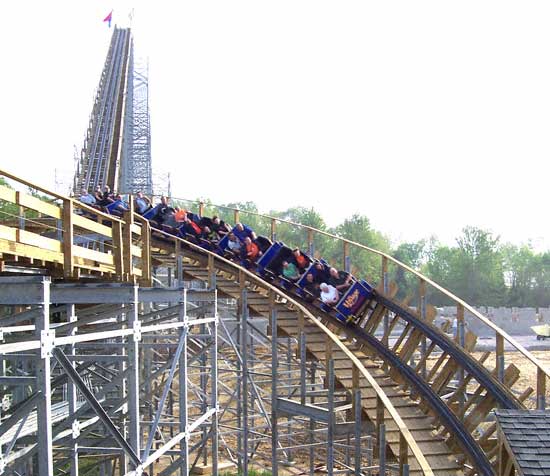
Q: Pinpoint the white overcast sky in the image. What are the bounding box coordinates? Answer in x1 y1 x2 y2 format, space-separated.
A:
0 1 548 250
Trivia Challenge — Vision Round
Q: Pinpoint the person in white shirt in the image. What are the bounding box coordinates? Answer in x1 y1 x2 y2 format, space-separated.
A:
79 189 96 206
320 282 339 305
227 233 242 254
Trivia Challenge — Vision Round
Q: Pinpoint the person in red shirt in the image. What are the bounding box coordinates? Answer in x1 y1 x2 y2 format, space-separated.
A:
179 216 202 241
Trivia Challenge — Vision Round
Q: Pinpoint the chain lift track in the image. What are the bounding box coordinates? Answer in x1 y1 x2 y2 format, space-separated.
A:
73 28 152 196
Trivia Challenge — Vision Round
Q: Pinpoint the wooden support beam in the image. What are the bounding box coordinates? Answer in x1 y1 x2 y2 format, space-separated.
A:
496 333 505 382
537 366 546 409
463 365 520 432
297 310 305 332
426 352 449 383
207 254 215 289
376 395 384 436
456 304 464 345
112 221 124 279
381 256 388 293
429 332 476 400
141 220 152 286
343 241 349 271
62 199 74 278
381 313 401 343
477 386 534 450
399 432 408 476
325 335 333 373
446 352 491 407
307 228 314 257
399 307 436 365
363 302 387 334
391 323 412 354
270 218 276 242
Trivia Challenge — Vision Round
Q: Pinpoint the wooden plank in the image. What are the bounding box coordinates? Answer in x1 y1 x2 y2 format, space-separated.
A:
364 302 388 334
0 185 17 204
73 214 112 237
72 245 115 266
16 191 61 219
72 256 115 274
130 223 141 236
131 244 141 258
446 352 491 407
399 309 436 364
131 267 143 277
0 224 17 242
537 366 546 409
17 229 62 252
0 238 64 264
430 357 460 395
382 313 402 343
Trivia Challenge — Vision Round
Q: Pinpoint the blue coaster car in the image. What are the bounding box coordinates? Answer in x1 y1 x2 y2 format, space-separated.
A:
334 279 374 324
187 212 202 224
217 233 230 252
270 245 302 289
255 235 273 254
217 224 252 255
256 242 284 278
105 200 129 216
142 207 158 220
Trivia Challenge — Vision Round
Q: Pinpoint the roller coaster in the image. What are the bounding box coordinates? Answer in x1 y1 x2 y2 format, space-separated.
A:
0 27 548 476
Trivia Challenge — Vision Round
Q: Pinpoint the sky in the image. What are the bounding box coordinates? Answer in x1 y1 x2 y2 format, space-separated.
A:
0 1 549 250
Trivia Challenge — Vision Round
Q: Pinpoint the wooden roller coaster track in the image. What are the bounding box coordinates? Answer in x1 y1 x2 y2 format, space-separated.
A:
0 168 549 476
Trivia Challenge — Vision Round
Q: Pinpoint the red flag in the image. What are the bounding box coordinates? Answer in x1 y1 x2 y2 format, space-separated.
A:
103 10 113 28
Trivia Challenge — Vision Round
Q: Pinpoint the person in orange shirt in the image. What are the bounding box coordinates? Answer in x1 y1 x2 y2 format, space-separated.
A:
242 237 260 261
174 208 187 223
292 248 309 271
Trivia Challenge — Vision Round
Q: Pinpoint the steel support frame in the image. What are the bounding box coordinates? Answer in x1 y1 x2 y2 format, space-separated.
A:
2 267 397 476
0 278 218 476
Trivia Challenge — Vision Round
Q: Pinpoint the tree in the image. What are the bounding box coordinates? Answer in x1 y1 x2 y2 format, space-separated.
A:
220 201 271 236
330 214 391 282
269 206 328 252
423 227 506 306
392 239 428 300
531 251 550 307
455 227 506 306
502 244 537 307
